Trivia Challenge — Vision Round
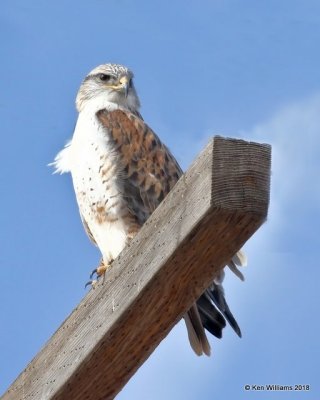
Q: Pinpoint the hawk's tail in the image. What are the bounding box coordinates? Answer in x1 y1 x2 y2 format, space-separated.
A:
184 250 246 356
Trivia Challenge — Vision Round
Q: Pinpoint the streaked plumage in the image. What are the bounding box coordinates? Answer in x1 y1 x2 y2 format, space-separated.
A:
52 63 246 356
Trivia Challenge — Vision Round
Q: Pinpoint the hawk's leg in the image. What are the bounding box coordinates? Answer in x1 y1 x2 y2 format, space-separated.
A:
85 258 114 289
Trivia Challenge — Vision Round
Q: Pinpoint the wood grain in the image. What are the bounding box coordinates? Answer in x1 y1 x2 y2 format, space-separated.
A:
1 136 271 400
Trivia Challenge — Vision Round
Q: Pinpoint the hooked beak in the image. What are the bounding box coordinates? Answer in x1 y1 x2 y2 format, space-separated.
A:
119 76 129 97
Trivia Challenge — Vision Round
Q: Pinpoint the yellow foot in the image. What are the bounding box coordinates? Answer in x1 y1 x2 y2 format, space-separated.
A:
90 259 113 279
85 259 114 289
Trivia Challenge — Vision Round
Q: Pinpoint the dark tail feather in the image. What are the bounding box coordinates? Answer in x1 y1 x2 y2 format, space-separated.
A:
196 293 226 338
185 282 242 357
206 283 242 338
185 250 245 356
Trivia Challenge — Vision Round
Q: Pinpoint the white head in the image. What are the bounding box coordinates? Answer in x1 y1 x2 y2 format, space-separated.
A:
76 63 141 113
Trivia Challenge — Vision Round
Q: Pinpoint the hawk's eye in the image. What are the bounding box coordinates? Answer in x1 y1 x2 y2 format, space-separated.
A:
99 74 111 81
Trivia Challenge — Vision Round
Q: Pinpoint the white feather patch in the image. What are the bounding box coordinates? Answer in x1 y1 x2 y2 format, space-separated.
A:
227 261 245 281
49 141 72 174
232 249 248 267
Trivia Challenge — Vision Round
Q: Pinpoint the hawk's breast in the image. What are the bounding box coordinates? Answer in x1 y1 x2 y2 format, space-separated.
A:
70 109 129 262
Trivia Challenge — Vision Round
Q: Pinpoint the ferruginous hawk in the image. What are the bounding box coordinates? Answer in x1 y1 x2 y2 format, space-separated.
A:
51 63 246 356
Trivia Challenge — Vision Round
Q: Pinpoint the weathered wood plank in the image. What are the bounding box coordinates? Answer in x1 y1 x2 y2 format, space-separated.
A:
1 136 271 400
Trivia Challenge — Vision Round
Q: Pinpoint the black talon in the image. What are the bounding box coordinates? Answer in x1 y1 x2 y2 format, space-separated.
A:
90 268 98 279
85 280 93 289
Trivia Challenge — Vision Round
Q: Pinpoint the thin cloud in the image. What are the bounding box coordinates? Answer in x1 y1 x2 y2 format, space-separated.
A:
248 93 320 207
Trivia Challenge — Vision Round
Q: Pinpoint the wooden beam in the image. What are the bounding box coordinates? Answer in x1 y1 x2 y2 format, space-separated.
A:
2 136 271 400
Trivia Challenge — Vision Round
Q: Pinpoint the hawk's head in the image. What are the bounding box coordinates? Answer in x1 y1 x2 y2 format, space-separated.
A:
76 63 140 113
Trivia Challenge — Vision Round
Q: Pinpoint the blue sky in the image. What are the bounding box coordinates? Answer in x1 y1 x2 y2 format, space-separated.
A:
1 1 319 399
